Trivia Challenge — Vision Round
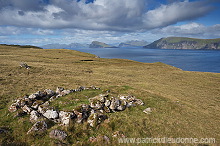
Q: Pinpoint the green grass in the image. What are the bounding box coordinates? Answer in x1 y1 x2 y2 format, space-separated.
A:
0 45 219 145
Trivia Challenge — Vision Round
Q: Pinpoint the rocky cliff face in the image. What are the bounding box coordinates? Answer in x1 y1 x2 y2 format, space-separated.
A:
144 37 220 50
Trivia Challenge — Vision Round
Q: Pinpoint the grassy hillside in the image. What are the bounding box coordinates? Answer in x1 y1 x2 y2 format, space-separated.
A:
0 45 219 145
144 37 220 49
164 37 220 44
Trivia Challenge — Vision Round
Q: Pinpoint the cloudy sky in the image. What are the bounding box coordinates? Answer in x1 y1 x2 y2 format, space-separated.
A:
0 0 220 46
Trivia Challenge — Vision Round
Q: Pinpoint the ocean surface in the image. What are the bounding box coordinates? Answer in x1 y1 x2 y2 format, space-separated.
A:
69 47 220 73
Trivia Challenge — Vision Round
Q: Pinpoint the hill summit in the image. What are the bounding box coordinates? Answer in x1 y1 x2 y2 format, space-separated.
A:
89 41 116 48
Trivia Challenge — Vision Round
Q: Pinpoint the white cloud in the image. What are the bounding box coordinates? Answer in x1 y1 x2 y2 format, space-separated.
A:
152 22 220 38
0 26 54 36
0 0 215 31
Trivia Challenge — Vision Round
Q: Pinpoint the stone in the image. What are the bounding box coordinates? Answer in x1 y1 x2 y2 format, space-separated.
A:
31 100 44 110
87 113 98 127
77 86 86 91
15 98 26 108
104 99 111 107
30 111 41 123
43 109 59 119
59 111 76 126
8 103 18 112
103 106 111 113
109 98 120 111
60 90 71 96
35 91 46 99
143 107 152 114
112 131 126 138
27 121 48 135
87 113 107 127
38 104 49 114
23 96 33 106
81 104 91 120
126 95 136 102
20 62 30 69
90 100 104 110
28 94 38 100
134 99 144 106
89 94 107 103
116 100 127 111
56 87 64 94
44 89 55 97
49 96 57 102
49 129 67 141
21 105 32 114
74 111 83 123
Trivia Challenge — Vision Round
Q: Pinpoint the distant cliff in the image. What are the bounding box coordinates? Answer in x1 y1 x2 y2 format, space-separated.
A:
144 37 220 50
89 41 116 48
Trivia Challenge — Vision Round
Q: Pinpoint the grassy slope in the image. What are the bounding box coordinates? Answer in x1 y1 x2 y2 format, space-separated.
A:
0 45 219 145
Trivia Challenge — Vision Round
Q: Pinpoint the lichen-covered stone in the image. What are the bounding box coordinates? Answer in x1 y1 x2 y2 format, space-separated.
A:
31 100 44 110
60 90 71 96
109 98 120 111
59 111 76 126
143 107 152 114
87 113 98 127
21 105 32 114
38 104 49 114
103 106 111 113
134 99 144 106
28 94 38 100
116 100 127 111
104 99 111 107
49 129 67 141
43 109 59 119
44 89 55 97
27 121 48 135
30 110 41 122
56 87 64 94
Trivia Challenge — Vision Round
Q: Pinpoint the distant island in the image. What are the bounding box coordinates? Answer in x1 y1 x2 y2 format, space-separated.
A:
41 43 89 49
144 37 220 50
89 41 117 48
118 40 148 47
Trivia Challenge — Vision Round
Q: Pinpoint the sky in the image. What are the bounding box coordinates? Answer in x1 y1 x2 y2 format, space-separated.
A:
0 0 220 46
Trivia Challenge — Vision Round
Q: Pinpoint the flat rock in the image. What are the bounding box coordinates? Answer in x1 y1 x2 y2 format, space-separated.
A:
143 107 152 114
43 109 59 119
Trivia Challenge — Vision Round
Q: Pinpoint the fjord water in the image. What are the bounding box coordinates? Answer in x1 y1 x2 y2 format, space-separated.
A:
71 47 220 73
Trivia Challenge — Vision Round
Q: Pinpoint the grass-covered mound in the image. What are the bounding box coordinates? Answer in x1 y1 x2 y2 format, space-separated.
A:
0 45 219 145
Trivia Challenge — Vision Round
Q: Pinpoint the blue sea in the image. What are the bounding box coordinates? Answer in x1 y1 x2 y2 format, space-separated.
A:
70 47 220 73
